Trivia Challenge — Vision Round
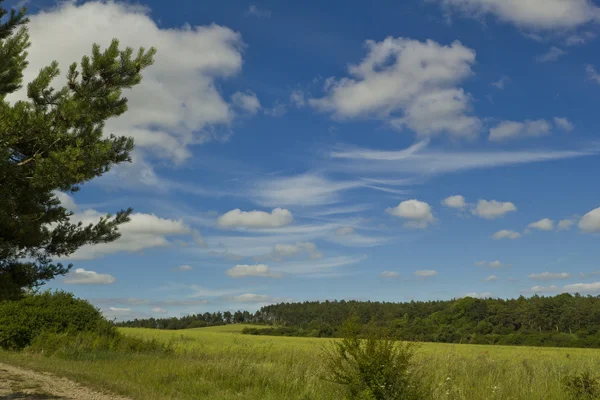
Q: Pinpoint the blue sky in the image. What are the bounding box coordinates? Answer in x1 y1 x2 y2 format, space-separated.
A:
9 0 600 320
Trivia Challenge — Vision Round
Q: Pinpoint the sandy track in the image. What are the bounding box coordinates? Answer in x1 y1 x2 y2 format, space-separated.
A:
0 363 131 400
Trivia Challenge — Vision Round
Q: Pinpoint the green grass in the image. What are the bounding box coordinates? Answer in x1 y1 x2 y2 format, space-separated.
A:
1 325 600 399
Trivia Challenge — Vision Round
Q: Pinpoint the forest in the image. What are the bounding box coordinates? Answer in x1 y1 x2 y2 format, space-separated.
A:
119 293 600 348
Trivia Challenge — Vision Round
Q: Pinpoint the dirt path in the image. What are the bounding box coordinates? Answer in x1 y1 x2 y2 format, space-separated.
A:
0 363 131 400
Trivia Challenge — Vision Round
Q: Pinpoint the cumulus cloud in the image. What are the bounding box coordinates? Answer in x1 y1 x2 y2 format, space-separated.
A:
558 219 575 231
490 76 510 90
217 208 294 229
7 1 248 163
586 64 600 84
536 47 567 63
435 0 600 30
380 271 400 278
54 191 78 212
528 218 554 231
564 282 600 293
414 270 438 277
67 211 193 260
231 91 261 114
529 272 571 280
310 37 481 138
226 264 282 278
492 230 522 240
267 242 323 261
64 268 116 285
290 90 306 107
442 195 467 209
465 292 492 298
472 200 517 219
484 275 498 281
152 307 168 314
579 207 600 233
476 260 505 268
246 5 272 18
554 117 574 132
489 119 551 141
528 285 560 294
387 199 435 229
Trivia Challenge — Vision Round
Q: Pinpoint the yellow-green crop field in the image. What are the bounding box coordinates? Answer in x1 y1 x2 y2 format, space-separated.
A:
1 324 600 399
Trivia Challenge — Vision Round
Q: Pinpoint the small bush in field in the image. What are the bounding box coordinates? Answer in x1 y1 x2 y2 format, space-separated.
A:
0 290 115 350
563 371 600 399
322 317 423 400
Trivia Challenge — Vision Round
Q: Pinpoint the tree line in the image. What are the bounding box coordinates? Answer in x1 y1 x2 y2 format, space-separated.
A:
243 293 600 348
115 309 261 329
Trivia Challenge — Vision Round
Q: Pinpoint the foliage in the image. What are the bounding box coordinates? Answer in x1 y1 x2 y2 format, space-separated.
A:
563 372 600 399
117 309 260 329
0 0 156 299
27 330 173 360
246 293 600 348
322 317 423 400
0 290 115 350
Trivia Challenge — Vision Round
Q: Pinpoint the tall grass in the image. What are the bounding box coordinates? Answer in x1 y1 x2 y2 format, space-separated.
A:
1 325 599 399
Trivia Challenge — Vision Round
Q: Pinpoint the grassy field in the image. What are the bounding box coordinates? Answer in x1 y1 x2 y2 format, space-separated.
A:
1 324 599 399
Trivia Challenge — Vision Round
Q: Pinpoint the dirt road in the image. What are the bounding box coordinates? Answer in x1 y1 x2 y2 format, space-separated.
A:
0 363 131 400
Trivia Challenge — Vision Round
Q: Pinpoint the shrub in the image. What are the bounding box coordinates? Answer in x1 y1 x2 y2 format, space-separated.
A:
563 371 600 399
322 317 424 400
0 290 115 350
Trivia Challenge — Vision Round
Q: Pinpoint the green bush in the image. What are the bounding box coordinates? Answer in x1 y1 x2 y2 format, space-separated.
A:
0 290 115 350
322 317 425 400
27 331 173 360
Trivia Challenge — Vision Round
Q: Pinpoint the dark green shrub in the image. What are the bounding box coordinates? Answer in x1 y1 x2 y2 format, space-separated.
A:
322 317 424 400
0 290 115 350
563 372 600 399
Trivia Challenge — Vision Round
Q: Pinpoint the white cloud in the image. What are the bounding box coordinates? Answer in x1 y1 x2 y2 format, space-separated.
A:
336 227 356 236
329 140 593 176
326 232 390 248
252 173 362 207
529 272 571 280
273 255 366 276
554 117 574 132
229 293 281 303
484 275 498 281
489 119 551 141
476 260 505 268
152 307 168 314
528 285 560 294
387 199 435 229
490 76 510 90
67 211 193 260
231 91 261 114
436 0 600 30
565 32 596 46
54 191 78 212
217 208 293 229
414 270 438 277
290 90 306 107
380 271 400 278
586 64 600 84
172 265 193 271
472 200 517 219
465 292 492 298
579 207 600 233
260 242 324 261
442 195 467 209
558 219 575 231
310 37 481 138
492 230 522 240
246 5 272 18
536 47 566 63
226 264 282 278
528 218 554 231
9 1 247 163
563 282 600 293
64 268 116 285
264 102 287 117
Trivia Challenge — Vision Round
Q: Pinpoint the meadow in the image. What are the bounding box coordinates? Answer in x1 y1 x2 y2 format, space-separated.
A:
1 324 599 399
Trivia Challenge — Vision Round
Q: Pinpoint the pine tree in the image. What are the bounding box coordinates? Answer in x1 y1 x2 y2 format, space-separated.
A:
0 1 156 300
